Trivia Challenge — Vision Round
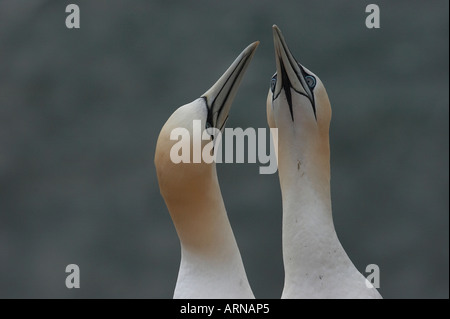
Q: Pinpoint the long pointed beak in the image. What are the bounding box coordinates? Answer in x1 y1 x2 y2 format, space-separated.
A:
202 41 259 130
272 25 316 120
272 25 304 96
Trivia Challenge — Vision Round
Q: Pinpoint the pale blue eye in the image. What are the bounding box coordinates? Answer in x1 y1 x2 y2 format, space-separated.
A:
270 74 277 93
305 75 316 89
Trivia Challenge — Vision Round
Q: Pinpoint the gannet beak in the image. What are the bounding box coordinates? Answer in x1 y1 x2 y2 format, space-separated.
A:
272 25 315 120
202 41 259 131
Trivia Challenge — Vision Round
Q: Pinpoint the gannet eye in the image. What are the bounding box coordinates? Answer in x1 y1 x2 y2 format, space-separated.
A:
305 75 316 89
270 74 277 93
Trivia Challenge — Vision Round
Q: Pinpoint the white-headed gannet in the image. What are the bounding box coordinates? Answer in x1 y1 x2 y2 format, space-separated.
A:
267 25 382 299
155 42 259 298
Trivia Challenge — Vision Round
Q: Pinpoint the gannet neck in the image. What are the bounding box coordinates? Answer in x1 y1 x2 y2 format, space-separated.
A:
280 169 381 298
172 164 254 299
155 102 254 299
155 43 258 299
269 25 382 299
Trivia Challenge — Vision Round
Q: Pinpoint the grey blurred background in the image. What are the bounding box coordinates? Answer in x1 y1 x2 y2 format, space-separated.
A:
0 0 448 298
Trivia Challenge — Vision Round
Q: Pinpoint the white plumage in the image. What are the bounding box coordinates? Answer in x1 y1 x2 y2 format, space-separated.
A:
155 42 258 298
155 25 382 299
267 25 382 299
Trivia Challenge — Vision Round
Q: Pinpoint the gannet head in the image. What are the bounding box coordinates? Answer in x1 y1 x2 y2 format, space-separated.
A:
155 42 259 202
267 25 331 181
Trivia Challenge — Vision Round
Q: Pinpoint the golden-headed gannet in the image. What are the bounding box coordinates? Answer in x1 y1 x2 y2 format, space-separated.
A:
267 25 382 299
155 42 259 298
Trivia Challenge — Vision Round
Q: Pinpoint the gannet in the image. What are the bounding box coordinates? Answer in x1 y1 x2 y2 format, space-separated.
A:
155 42 259 298
267 25 382 299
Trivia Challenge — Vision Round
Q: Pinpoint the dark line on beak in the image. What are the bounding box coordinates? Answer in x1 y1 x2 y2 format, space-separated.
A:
274 33 317 121
276 58 314 122
298 65 317 120
279 59 294 122
205 52 251 129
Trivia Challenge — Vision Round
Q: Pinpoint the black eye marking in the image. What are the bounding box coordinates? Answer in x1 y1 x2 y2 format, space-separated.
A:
270 74 277 93
271 64 318 121
305 75 316 89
